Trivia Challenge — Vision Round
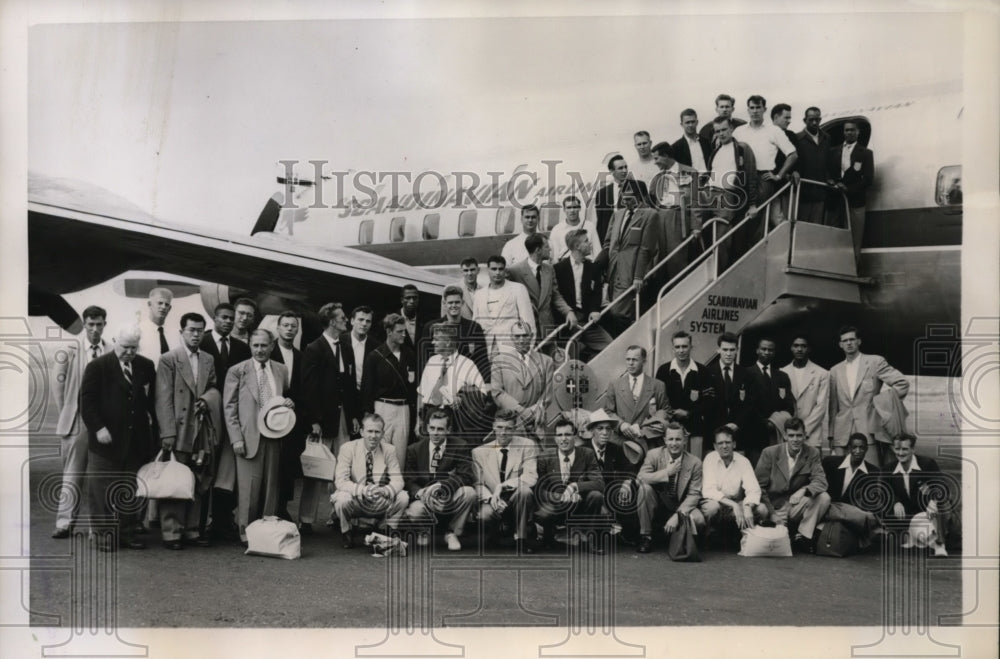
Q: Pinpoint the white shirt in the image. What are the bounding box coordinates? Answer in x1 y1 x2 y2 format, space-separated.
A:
629 374 644 400
548 219 601 261
893 459 921 495
255 360 278 402
841 142 857 176
838 455 869 495
86 340 107 363
651 162 683 206
558 449 576 482
631 157 660 186
668 359 698 387
785 446 800 475
186 347 200 383
787 362 810 396
685 134 709 173
591 441 607 464
709 142 738 190
570 258 584 308
702 451 761 505
323 333 345 371
733 122 796 171
473 280 535 342
500 233 532 267
350 333 367 387
418 352 488 403
429 440 447 468
845 356 861 395
137 315 177 366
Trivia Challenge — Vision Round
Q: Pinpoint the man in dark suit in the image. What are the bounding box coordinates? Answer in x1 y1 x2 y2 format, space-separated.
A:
755 417 831 553
635 423 705 553
270 311 308 519
655 331 708 456
592 154 650 248
586 410 640 540
698 94 747 146
552 229 612 360
199 302 251 541
403 409 476 551
80 324 156 551
345 305 379 394
821 432 883 548
828 119 874 255
300 302 360 533
701 333 753 458
506 233 576 341
422 286 490 382
884 433 951 556
742 337 796 466
535 419 606 553
361 313 417 468
399 284 425 358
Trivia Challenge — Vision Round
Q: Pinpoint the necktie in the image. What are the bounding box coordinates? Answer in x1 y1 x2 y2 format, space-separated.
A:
91 344 100 360
122 362 133 385
499 448 509 481
431 444 442 474
596 449 605 467
631 376 639 402
724 366 733 388
562 455 570 484
157 326 169 354
762 365 770 384
331 341 341 371
220 336 229 364
365 450 375 484
535 265 542 288
440 357 450 380
258 362 273 403
620 209 634 241
668 465 679 500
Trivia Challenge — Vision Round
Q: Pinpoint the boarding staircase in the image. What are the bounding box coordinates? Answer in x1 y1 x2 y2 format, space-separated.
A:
539 179 870 417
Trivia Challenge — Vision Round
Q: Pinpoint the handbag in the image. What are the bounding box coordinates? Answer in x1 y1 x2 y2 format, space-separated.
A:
739 524 793 557
816 521 860 557
245 516 301 559
666 512 701 562
136 450 195 501
300 435 337 481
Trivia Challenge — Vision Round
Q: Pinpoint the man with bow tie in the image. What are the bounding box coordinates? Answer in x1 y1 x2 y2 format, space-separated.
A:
52 305 111 539
635 423 705 554
223 329 294 545
80 323 156 552
780 335 829 451
154 312 220 549
534 419 606 553
332 414 408 549
403 410 476 551
743 337 796 466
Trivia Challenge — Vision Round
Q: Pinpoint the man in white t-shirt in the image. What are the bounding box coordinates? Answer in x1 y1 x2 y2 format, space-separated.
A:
733 95 798 225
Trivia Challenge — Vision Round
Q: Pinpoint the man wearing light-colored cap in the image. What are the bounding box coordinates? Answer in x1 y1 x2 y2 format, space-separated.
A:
223 328 294 545
586 409 641 543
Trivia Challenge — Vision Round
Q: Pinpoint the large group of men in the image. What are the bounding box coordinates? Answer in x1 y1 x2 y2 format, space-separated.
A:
52 92 951 559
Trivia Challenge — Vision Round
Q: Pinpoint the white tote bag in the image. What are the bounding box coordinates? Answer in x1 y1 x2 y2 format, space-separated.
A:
136 450 195 501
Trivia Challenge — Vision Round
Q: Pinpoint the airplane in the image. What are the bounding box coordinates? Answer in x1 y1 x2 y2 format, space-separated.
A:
249 80 963 375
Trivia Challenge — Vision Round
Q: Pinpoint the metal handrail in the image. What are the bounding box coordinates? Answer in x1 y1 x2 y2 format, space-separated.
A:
532 320 569 354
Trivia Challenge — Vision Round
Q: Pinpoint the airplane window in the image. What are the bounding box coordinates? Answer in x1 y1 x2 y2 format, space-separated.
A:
390 216 406 243
935 166 962 206
423 213 440 240
541 206 561 231
358 220 374 245
458 210 478 237
495 208 516 235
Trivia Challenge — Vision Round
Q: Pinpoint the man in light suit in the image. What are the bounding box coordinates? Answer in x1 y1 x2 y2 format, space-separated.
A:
604 189 663 332
154 312 219 549
223 329 294 544
603 345 671 452
52 305 111 538
500 203 542 267
471 409 539 553
332 413 409 548
535 419 606 553
780 335 829 451
403 409 476 551
755 417 831 553
80 323 156 552
473 255 535 352
828 325 909 466
490 322 554 439
506 233 577 341
635 423 705 554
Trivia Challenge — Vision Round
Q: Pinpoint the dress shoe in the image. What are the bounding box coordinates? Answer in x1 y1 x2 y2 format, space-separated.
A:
123 538 146 550
51 527 70 539
163 540 184 551
444 532 462 552
637 535 653 553
192 536 212 548
792 534 815 554
515 539 536 555
299 523 314 536
133 523 148 536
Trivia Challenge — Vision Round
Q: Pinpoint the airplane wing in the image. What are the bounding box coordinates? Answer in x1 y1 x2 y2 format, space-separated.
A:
28 173 451 329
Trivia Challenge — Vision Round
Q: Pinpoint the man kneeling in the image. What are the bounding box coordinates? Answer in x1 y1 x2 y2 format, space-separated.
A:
635 422 706 553
404 410 476 551
332 414 409 548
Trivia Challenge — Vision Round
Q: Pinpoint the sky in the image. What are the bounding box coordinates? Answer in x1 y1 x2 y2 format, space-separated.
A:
27 8 965 235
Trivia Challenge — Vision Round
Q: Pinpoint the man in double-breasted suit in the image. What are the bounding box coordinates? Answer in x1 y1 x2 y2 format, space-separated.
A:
506 234 576 341
52 305 111 538
300 302 361 532
552 229 613 361
635 423 705 553
154 312 219 549
80 324 156 551
535 419 606 553
490 323 554 437
472 409 539 553
224 329 294 544
828 326 909 466
604 345 671 452
755 417 831 553
742 338 796 466
780 335 830 450
604 190 663 332
332 414 409 548
403 409 476 551
702 333 754 458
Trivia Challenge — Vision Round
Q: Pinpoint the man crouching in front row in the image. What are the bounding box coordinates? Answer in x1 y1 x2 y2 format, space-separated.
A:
332 413 409 548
